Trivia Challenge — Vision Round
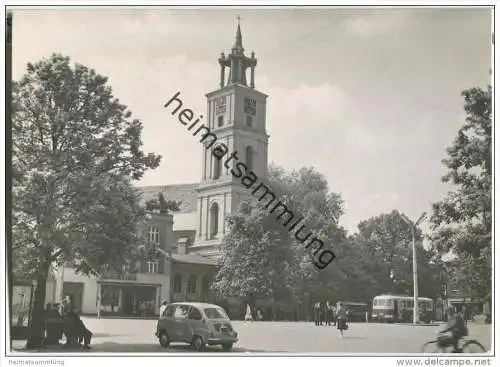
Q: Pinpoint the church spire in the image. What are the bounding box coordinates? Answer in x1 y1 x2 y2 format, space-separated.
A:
232 16 243 54
218 17 258 89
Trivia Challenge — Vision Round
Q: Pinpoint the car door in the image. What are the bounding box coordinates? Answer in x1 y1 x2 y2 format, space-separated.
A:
172 304 191 342
159 305 176 338
187 306 209 339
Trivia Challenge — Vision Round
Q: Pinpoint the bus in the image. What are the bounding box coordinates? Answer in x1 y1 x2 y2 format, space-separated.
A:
372 295 434 323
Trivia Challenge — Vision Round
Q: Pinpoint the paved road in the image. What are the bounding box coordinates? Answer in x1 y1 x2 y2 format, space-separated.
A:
12 318 492 353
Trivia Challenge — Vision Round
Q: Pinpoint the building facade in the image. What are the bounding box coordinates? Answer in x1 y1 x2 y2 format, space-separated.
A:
55 22 268 315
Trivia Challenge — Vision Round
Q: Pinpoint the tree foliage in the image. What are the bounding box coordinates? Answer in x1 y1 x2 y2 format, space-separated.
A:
429 86 492 297
212 166 378 317
354 210 442 299
212 164 447 319
12 54 161 346
211 201 293 315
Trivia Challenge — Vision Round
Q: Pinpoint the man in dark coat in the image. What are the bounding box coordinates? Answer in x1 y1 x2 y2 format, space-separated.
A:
439 307 468 352
313 302 322 326
44 303 63 345
65 306 93 349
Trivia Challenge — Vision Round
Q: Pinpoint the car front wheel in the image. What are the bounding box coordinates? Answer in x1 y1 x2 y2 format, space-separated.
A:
192 335 205 351
159 331 170 348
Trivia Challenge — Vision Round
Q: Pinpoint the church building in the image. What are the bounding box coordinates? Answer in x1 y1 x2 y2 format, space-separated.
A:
52 22 270 316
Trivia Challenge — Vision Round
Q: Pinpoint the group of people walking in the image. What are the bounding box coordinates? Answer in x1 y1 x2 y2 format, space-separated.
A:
313 301 350 337
44 298 93 349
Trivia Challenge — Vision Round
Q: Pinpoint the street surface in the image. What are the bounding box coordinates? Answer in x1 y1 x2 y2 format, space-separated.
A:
12 318 492 353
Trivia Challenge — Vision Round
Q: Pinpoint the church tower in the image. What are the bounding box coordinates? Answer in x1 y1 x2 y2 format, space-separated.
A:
194 20 269 257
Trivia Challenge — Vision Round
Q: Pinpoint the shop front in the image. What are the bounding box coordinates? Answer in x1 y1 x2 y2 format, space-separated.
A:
446 296 486 322
98 282 161 317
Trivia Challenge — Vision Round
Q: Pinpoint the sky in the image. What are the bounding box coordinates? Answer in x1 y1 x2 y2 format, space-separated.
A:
11 7 492 235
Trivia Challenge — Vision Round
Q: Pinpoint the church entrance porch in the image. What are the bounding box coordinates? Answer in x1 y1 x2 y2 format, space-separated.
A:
98 282 160 317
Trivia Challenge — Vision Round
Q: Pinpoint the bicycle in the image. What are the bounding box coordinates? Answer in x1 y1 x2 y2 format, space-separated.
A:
421 335 487 353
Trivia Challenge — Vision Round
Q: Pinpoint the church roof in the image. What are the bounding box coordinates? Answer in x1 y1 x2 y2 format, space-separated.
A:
172 253 218 266
138 183 199 214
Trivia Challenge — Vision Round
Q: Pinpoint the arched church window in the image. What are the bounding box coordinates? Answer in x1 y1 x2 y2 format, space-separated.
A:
245 146 254 171
213 154 222 179
246 115 253 127
210 203 219 238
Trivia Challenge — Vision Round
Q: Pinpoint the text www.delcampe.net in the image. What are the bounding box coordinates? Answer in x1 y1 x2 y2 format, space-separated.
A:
396 357 491 366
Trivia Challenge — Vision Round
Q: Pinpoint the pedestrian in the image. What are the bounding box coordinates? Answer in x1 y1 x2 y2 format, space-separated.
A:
257 309 263 321
66 306 93 349
159 300 168 317
313 302 321 326
325 302 332 326
332 304 337 326
244 304 253 321
336 302 348 338
44 303 63 346
62 300 77 347
461 306 468 326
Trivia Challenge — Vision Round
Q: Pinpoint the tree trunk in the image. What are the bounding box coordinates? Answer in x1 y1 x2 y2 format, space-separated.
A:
26 262 49 349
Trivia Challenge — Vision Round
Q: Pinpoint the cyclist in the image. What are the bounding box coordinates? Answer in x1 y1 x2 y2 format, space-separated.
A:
439 307 468 352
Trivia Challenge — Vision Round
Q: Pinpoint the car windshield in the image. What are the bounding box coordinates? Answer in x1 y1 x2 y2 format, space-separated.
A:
204 307 228 319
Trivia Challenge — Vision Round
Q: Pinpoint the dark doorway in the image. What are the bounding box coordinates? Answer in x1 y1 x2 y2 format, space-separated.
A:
63 282 84 313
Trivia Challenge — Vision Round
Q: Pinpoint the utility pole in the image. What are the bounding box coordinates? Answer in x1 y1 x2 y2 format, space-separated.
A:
400 212 427 324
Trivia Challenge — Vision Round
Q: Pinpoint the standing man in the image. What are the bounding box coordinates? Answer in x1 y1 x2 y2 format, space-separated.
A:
332 304 338 326
313 302 321 326
159 300 168 317
325 302 333 326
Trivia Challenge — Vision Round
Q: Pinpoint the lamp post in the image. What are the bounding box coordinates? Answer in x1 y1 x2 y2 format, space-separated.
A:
400 212 427 324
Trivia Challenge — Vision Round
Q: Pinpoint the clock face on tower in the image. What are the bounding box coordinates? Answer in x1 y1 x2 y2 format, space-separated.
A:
244 98 257 116
215 96 226 114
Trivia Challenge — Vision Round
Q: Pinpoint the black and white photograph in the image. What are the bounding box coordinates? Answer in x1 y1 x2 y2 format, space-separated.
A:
2 2 496 366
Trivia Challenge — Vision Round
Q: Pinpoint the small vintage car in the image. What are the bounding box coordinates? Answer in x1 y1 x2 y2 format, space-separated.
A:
155 302 238 351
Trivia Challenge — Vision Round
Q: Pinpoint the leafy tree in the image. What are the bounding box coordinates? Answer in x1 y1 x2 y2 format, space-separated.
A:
354 210 440 300
265 166 350 311
213 165 370 319
354 211 415 295
12 54 161 347
429 86 492 298
211 201 293 319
